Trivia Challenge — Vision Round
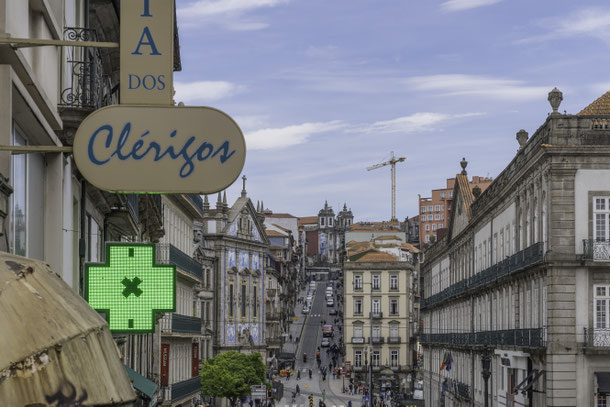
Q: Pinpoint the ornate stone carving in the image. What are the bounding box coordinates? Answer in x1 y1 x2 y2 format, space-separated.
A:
548 87 563 113
516 130 529 148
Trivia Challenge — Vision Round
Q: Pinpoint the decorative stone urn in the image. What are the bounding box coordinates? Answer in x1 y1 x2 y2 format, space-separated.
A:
548 87 563 113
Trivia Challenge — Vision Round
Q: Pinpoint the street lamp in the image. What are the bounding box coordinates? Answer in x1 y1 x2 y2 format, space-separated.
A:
481 345 491 407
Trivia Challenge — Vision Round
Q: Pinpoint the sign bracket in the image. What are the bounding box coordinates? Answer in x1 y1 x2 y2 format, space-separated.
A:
0 37 119 49
0 145 73 155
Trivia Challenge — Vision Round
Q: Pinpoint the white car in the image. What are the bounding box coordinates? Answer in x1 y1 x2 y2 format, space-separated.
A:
302 306 310 314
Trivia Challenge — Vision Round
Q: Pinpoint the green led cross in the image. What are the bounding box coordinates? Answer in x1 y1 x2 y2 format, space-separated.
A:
85 243 175 333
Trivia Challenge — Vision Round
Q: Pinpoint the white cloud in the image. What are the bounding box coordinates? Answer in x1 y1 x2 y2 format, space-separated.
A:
246 121 345 150
440 0 503 12
174 81 244 103
405 74 549 101
354 112 483 135
177 0 290 30
178 0 289 17
518 7 610 45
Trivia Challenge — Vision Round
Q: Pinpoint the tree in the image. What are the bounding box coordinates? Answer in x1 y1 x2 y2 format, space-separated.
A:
200 351 266 406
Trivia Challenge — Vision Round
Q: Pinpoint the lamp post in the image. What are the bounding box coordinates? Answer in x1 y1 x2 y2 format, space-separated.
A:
481 345 491 407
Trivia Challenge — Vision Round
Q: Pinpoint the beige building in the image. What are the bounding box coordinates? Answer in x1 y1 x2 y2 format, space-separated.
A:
420 89 610 406
344 251 417 396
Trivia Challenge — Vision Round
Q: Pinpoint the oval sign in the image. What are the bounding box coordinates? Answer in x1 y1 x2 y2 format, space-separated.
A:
73 105 246 194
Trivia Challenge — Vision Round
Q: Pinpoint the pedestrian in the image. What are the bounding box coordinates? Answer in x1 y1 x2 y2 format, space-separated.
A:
332 370 336 380
286 372 289 381
309 369 312 379
349 383 353 394
348 401 352 407
328 362 332 371
290 334 293 342
296 384 300 395
297 370 301 380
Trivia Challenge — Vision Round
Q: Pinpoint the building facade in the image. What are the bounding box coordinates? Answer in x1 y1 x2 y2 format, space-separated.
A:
419 175 492 247
201 187 270 361
344 254 417 397
300 202 354 265
420 89 610 406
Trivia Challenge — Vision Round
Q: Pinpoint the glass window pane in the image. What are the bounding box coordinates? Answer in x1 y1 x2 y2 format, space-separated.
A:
597 299 607 328
11 131 26 256
597 214 607 241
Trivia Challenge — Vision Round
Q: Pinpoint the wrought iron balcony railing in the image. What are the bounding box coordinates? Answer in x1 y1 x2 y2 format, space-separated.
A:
351 337 365 344
162 377 201 402
422 242 544 310
156 244 203 280
387 336 401 344
419 327 546 348
445 378 471 400
160 313 202 335
584 327 610 347
60 27 118 110
583 240 610 261
370 312 383 319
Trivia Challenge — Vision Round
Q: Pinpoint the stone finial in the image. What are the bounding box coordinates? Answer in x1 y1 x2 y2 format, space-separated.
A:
516 129 529 148
241 175 247 198
460 157 468 175
216 192 222 209
472 185 482 199
203 194 210 211
548 87 563 114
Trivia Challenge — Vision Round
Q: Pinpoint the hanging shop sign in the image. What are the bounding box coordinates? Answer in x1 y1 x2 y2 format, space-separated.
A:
85 243 176 333
73 105 246 194
121 0 174 105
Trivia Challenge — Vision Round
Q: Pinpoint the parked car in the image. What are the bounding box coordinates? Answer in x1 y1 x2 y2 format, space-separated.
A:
329 309 337 315
322 324 334 337
321 337 331 347
326 298 334 307
302 305 310 314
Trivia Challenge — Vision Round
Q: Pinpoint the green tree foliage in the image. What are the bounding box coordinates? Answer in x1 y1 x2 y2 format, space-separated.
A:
200 351 266 406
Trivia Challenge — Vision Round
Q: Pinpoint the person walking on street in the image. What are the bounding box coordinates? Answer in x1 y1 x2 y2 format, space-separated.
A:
296 384 300 395
309 368 312 379
297 370 301 380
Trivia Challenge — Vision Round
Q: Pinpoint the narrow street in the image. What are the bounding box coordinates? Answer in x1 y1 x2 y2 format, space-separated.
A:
279 280 362 407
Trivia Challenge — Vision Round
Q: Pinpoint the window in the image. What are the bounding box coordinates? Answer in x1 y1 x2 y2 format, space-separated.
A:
594 197 610 241
372 351 380 367
87 215 101 262
229 284 234 318
432 224 437 231
354 350 362 367
425 235 430 243
428 215 434 221
253 286 257 317
595 285 610 329
372 325 381 339
441 192 446 198
390 275 398 290
428 206 433 211
450 191 453 198
354 298 363 315
598 394 607 407
438 224 443 229
433 214 439 220
390 350 399 368
10 129 26 256
321 217 325 226
441 214 445 220
389 324 398 339
425 224 430 231
441 205 445 211
390 298 398 315
435 205 440 211
372 298 381 314
328 218 333 226
241 283 247 318
354 274 363 290
421 206 426 213
354 324 363 338
372 275 380 290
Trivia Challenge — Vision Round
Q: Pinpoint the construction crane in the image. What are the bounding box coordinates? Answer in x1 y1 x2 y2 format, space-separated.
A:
367 151 406 222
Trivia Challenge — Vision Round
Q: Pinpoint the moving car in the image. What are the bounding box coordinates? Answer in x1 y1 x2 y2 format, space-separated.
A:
329 309 337 316
322 324 334 337
326 287 333 295
321 337 331 347
310 281 316 289
302 305 310 314
326 298 334 306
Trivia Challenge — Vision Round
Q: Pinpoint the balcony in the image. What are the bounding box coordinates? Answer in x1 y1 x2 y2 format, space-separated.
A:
59 28 117 112
162 377 201 402
157 244 203 281
422 242 544 310
160 313 202 335
352 337 365 344
446 378 471 401
419 328 545 348
390 364 401 371
387 336 401 344
370 312 383 319
370 337 384 344
584 328 610 348
583 240 610 262
352 366 364 372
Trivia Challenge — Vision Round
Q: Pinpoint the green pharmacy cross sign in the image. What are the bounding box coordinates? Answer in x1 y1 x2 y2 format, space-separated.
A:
85 243 175 333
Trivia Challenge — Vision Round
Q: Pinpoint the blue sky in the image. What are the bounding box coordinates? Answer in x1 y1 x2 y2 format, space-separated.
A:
174 0 610 221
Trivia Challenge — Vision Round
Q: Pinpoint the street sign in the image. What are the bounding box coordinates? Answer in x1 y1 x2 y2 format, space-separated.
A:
85 243 175 333
251 384 266 400
121 0 174 105
73 105 246 194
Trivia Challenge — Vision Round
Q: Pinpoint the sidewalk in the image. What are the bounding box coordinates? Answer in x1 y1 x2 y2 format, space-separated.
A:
282 285 309 356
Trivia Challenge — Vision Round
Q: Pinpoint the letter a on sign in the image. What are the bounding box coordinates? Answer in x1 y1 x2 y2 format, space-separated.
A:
120 0 174 105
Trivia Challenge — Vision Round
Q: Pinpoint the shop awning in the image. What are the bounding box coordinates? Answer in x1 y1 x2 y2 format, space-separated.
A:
596 372 610 394
124 365 158 399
